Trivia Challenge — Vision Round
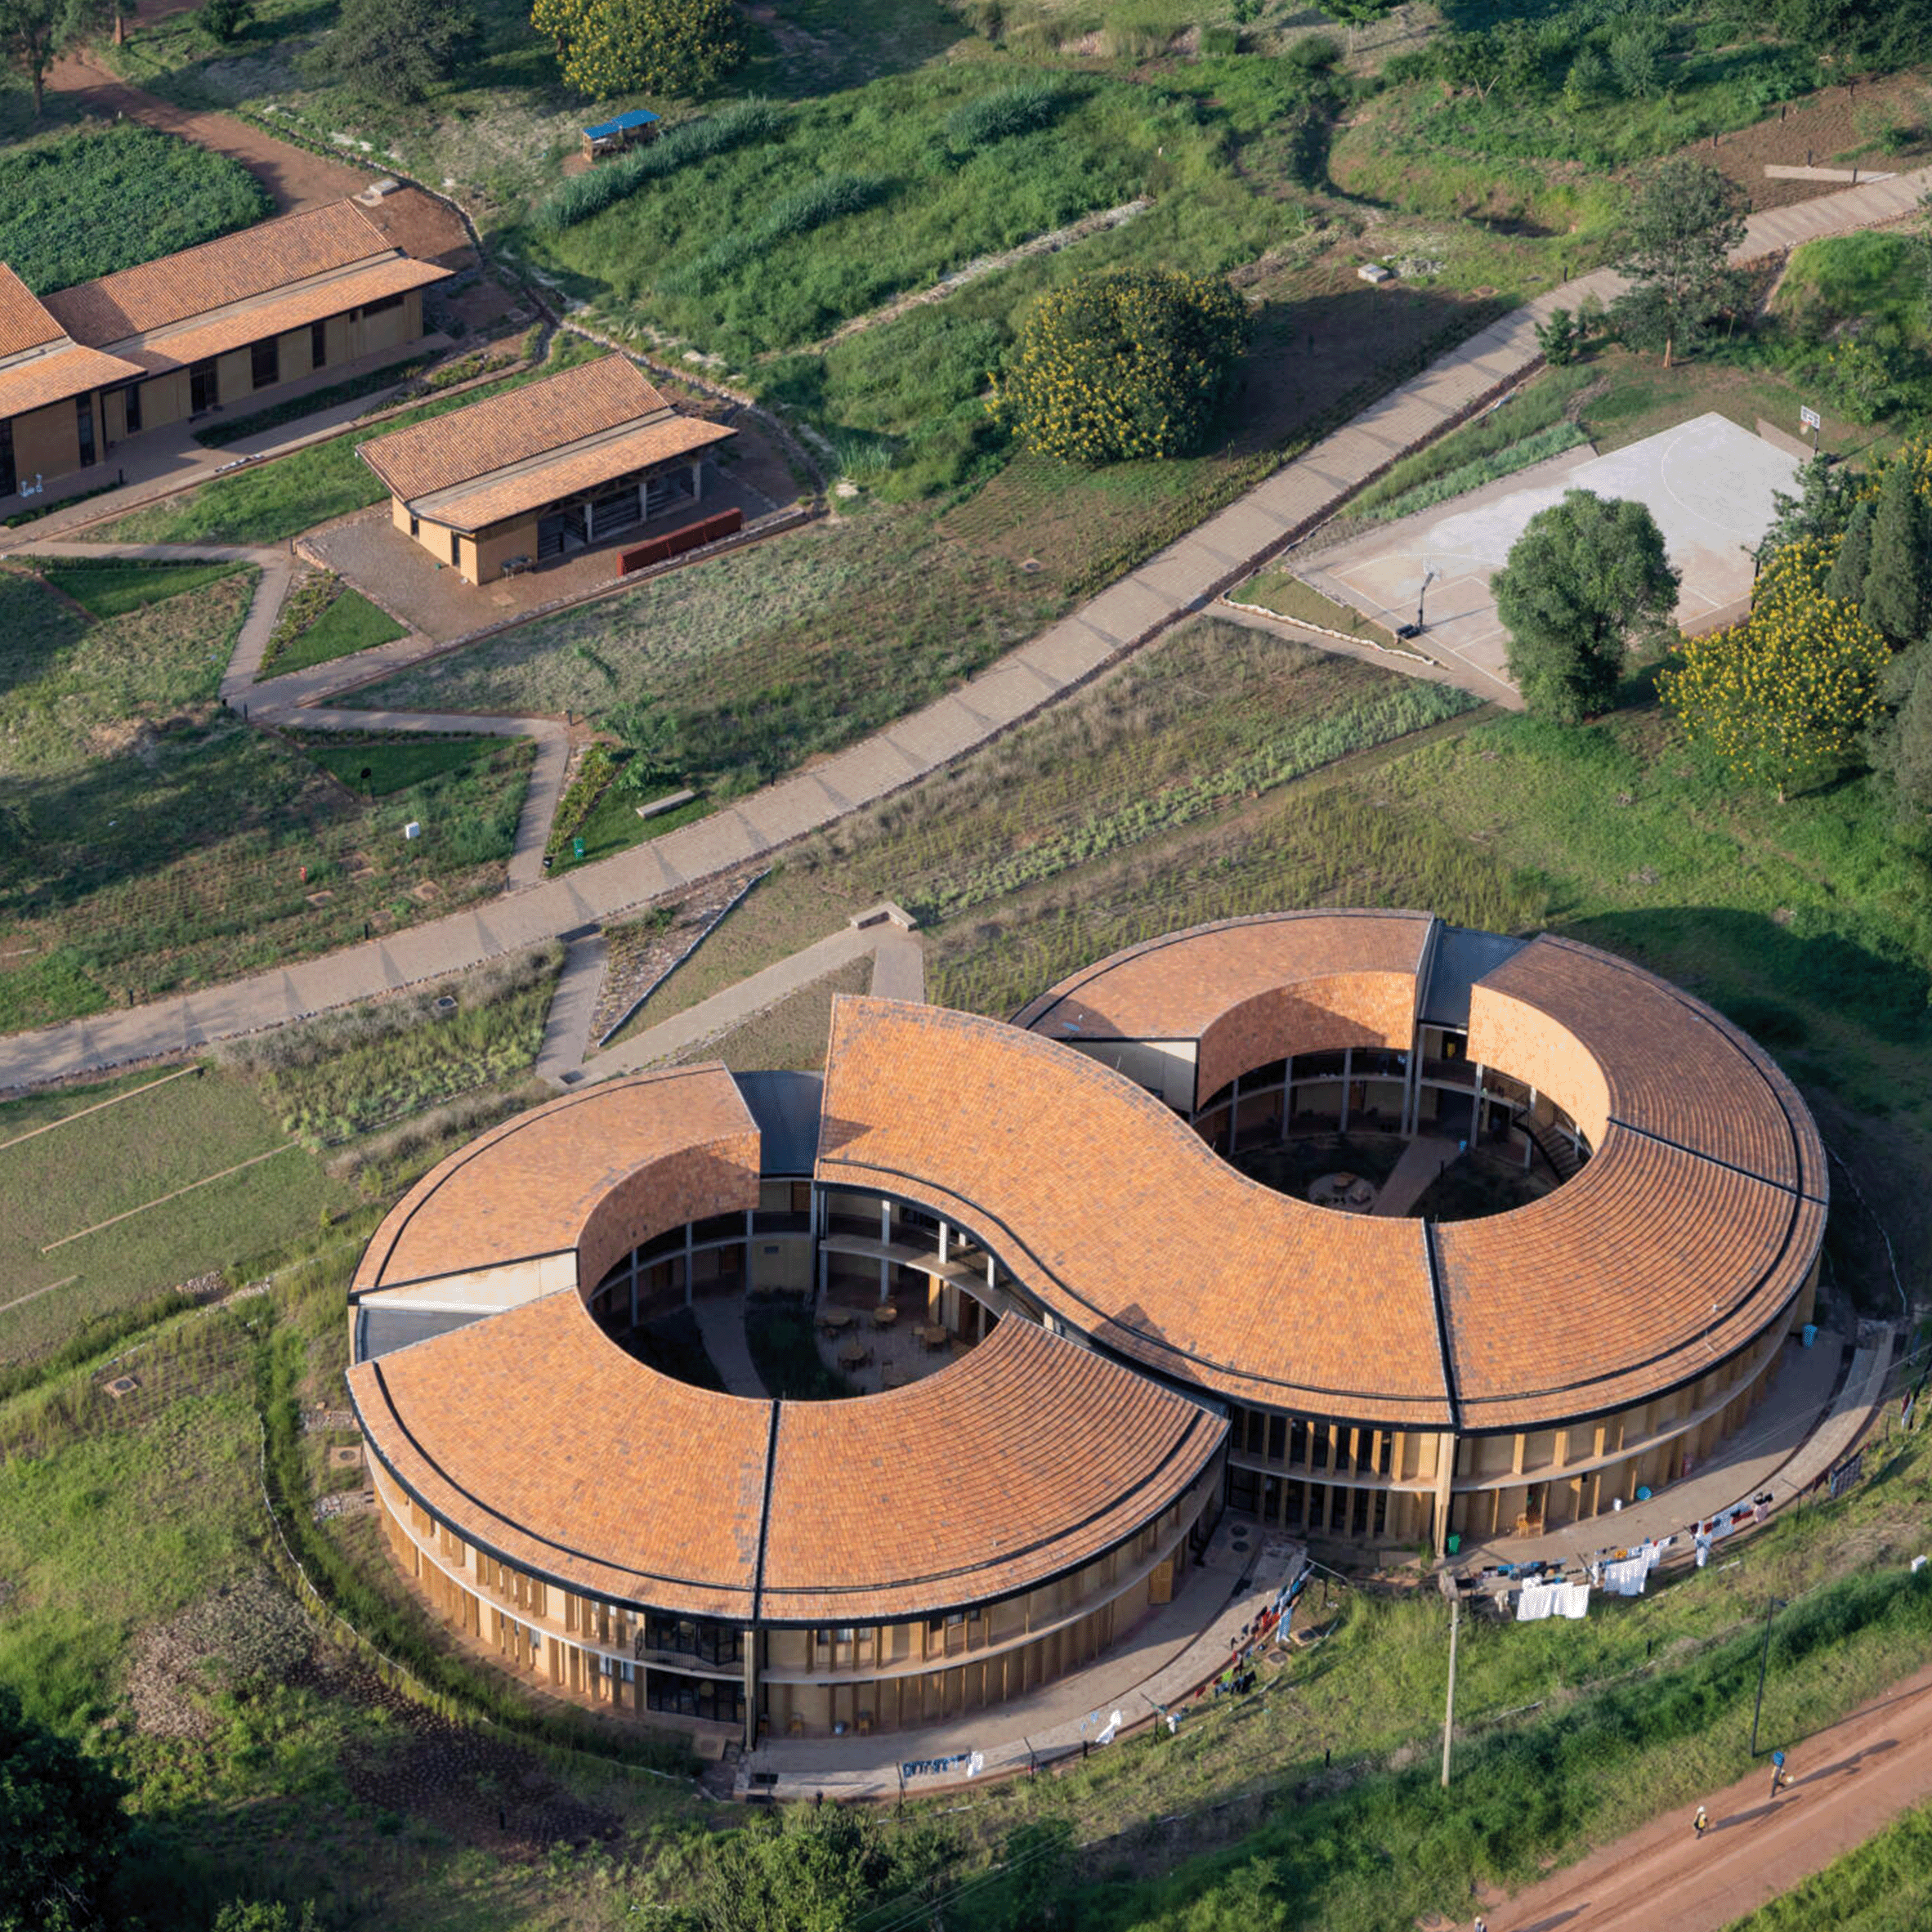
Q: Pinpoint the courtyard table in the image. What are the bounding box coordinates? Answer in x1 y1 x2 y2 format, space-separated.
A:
819 1308 856 1335
917 1323 950 1351
837 1339 872 1369
871 1304 900 1328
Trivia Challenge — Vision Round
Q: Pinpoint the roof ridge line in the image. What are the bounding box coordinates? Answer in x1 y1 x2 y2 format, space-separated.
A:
751 1398 781 1625
1607 1115 1824 1203
1422 1218 1460 1431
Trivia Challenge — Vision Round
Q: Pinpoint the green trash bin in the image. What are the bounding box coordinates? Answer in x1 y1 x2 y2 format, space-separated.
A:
1446 1532 1460 1556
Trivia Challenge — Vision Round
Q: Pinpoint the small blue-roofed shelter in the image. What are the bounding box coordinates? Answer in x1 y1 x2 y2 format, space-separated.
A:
582 108 660 161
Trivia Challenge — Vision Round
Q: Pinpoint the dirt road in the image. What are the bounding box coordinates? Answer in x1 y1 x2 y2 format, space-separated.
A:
44 42 374 212
1483 1659 1932 1930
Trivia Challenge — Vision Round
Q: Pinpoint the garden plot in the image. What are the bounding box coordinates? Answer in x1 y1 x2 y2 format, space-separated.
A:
1295 414 1803 698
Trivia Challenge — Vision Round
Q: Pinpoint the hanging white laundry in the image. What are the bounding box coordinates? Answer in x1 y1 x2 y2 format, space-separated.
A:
1516 1580 1559 1621
1554 1581 1590 1619
1603 1556 1649 1597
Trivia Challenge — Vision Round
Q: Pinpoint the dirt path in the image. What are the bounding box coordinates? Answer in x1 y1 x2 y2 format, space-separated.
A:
1483 1657 1932 1931
44 42 375 213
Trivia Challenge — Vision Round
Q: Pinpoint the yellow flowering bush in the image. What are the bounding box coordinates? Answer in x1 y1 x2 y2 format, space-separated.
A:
531 0 743 100
988 269 1250 465
1658 536 1890 802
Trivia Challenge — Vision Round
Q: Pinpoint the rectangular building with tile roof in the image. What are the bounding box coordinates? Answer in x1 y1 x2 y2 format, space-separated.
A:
0 187 454 506
356 351 736 584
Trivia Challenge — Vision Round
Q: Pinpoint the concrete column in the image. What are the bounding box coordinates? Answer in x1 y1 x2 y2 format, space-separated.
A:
745 1210 754 1290
637 476 648 523
742 1630 758 1751
691 457 704 502
583 495 596 543
938 1220 949 1265
684 1224 695 1308
1339 1047 1353 1133
1433 1431 1457 1559
1228 1072 1241 1154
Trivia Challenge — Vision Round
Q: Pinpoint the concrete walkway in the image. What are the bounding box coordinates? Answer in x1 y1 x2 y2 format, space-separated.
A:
689 1297 768 1400
532 932 607 1085
552 916 924 1087
1372 1134 1462 1216
735 1518 1304 1797
9 164 1930 1089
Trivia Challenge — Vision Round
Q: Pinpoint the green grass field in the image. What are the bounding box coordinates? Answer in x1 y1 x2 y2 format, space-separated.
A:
1724 1799 1932 1931
34 558 249 619
0 563 534 1027
0 122 268 293
0 1067 351 1366
263 587 405 676
305 736 503 795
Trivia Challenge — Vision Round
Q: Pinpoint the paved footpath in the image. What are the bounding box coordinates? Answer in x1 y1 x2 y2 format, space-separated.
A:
1481 1652 1932 1931
7 167 1930 1090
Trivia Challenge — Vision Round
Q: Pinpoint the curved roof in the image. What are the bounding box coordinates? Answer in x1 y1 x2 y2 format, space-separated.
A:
347 1067 1222 1623
820 914 1826 1433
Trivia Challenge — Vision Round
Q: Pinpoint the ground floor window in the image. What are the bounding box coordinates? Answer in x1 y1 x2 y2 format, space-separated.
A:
645 466 695 517
190 359 217 414
449 529 460 567
0 415 16 497
75 396 95 467
251 338 279 389
311 319 328 369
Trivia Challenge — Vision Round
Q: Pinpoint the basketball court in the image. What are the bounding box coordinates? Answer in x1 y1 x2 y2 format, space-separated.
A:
1295 412 1805 700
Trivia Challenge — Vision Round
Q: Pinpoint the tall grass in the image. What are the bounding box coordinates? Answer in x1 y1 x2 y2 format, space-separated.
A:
659 172 893 294
1361 420 1588 522
943 81 1062 152
530 99 786 234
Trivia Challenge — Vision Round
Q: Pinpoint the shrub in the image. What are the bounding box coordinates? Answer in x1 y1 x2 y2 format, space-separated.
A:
659 172 891 293
530 97 784 233
200 0 254 39
301 0 476 104
943 80 1062 152
990 268 1251 464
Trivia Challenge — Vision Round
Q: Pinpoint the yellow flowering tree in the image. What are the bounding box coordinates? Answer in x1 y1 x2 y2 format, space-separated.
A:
1659 537 1890 802
989 269 1250 465
531 0 743 99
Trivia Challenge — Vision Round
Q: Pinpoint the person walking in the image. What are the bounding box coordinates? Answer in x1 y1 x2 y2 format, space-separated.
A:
1770 1750 1795 1797
1693 1804 1711 1840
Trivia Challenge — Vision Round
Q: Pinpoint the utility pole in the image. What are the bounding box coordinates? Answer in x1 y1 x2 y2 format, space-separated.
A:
1441 1592 1460 1789
1751 1596 1788 1757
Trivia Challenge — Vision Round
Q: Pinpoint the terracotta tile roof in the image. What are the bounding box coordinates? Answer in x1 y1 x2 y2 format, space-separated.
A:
113 255 449 377
357 354 675 503
423 414 734 532
354 1067 761 1295
1469 937 1827 1198
759 1320 1223 1623
42 199 397 344
1014 910 1433 1045
351 1290 772 1619
816 997 1454 1425
1438 1126 1823 1428
0 264 63 358
0 341 145 420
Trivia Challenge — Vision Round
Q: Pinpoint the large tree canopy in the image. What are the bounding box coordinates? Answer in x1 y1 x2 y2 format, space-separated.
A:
1612 159 1749 367
1492 489 1679 722
302 0 476 103
991 267 1250 465
0 0 102 117
531 0 745 100
0 1686 127 1932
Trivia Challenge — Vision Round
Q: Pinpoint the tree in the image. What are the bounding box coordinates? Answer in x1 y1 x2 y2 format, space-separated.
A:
990 268 1250 465
0 0 102 119
1878 646 1932 823
1861 450 1930 644
301 0 475 103
1608 19 1667 99
1760 454 1857 555
199 0 250 39
0 1684 127 1932
606 696 678 794
1535 306 1581 365
211 1906 321 1932
531 0 745 100
1659 537 1890 800
1825 499 1873 605
1492 489 1679 723
1612 159 1749 367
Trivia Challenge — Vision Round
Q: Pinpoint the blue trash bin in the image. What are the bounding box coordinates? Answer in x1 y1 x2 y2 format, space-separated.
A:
1803 1323 1818 1348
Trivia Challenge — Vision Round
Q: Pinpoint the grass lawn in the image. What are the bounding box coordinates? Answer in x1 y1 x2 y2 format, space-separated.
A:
0 561 534 1029
0 122 267 294
34 558 249 619
0 1066 351 1367
305 736 503 796
1724 1799 1932 1931
664 954 874 1072
555 783 710 873
261 586 406 677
